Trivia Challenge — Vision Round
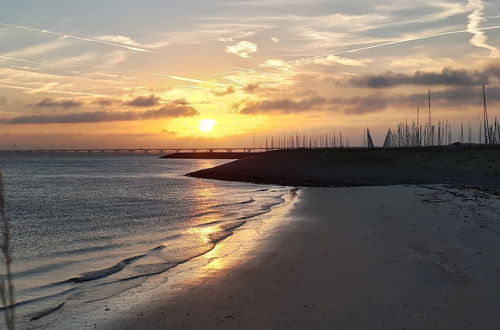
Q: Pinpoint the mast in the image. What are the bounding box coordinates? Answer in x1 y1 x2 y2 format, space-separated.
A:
428 90 431 126
483 84 490 145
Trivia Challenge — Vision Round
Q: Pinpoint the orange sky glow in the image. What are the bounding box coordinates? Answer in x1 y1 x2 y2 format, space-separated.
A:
1 1 500 148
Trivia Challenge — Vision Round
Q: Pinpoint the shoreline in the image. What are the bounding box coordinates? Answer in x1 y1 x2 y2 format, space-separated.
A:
31 185 298 329
105 185 500 329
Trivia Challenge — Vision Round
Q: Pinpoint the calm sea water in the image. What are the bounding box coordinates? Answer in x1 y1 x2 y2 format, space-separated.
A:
0 154 288 327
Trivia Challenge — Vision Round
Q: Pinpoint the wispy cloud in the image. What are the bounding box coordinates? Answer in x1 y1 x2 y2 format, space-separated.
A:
165 22 271 45
1 54 227 88
293 25 500 63
466 0 499 57
1 39 72 58
293 55 372 67
0 83 107 97
96 35 167 49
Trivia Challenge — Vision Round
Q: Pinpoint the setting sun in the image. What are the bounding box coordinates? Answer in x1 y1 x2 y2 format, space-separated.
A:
199 119 216 132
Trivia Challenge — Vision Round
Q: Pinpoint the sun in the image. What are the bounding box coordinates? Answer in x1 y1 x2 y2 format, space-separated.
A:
199 119 216 132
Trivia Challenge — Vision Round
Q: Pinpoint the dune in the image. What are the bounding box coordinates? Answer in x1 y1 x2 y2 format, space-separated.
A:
187 146 500 188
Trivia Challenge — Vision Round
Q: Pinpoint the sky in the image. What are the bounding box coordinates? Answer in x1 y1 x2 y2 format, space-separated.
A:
0 0 499 148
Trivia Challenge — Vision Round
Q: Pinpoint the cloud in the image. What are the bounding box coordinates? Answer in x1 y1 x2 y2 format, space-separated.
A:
96 35 145 47
125 95 161 107
331 94 389 114
389 56 455 70
240 96 326 114
290 25 500 65
212 86 235 96
0 22 156 53
262 59 292 71
225 41 258 58
93 99 117 107
467 0 499 57
238 81 500 116
33 98 83 108
294 55 373 67
271 37 280 43
239 94 388 115
96 35 166 49
244 83 260 93
1 100 198 124
350 68 488 88
2 39 73 58
407 86 500 106
218 37 234 42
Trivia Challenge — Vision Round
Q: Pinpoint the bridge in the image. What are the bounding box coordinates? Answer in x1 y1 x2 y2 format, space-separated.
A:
0 148 276 155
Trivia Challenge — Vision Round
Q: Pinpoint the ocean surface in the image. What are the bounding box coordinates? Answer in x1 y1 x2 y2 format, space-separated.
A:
0 154 289 327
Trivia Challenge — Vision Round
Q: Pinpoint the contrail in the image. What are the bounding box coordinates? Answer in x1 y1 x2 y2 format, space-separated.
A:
295 25 500 63
0 55 227 87
0 22 156 53
79 63 228 87
224 77 247 87
0 55 32 63
0 83 108 97
217 24 500 77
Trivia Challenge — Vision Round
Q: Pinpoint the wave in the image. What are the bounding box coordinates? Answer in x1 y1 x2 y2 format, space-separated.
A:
30 302 65 321
0 287 76 311
66 255 145 283
210 198 255 209
20 186 293 326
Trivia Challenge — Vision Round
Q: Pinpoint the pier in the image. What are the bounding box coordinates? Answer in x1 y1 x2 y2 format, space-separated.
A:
0 148 275 155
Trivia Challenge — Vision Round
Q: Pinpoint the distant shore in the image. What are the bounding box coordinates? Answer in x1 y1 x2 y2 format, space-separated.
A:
188 146 500 189
160 152 262 159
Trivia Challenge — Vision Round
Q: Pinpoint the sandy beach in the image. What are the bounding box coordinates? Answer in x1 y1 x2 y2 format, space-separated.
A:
100 184 500 330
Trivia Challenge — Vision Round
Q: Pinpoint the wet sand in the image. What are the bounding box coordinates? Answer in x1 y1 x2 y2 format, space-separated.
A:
106 185 500 329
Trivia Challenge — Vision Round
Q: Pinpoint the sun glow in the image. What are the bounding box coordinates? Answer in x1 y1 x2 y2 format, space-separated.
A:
166 114 266 138
199 119 216 132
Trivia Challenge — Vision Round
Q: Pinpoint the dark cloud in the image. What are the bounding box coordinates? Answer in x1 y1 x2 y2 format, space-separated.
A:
241 96 326 114
332 94 389 114
351 68 489 88
93 99 117 107
244 84 260 93
212 86 235 96
405 86 500 106
125 95 161 107
1 100 198 124
34 98 83 108
239 86 500 116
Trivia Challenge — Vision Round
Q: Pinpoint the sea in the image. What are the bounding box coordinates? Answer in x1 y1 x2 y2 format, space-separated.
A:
0 154 290 328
